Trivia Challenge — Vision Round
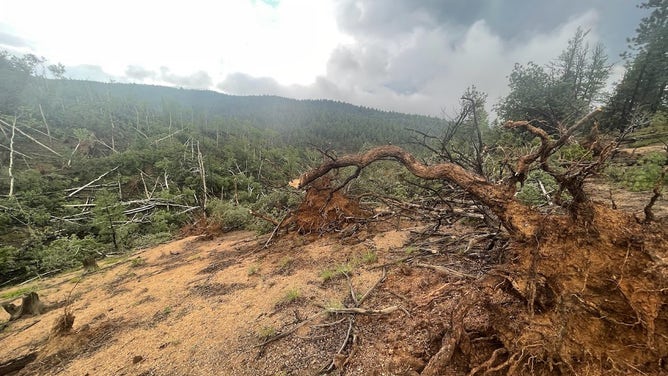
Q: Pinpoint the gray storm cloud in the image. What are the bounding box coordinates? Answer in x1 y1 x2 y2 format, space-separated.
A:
0 31 31 48
116 1 644 117
215 1 643 116
159 67 212 89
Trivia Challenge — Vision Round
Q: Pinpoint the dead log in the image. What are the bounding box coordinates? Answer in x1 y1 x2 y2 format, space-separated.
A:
293 144 537 239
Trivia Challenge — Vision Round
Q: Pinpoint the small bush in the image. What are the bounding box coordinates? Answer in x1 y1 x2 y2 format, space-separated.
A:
247 264 260 276
206 199 253 231
361 250 378 264
257 325 276 339
130 257 146 268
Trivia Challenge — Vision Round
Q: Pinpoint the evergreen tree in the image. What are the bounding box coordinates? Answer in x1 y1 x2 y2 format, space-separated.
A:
496 28 610 131
604 0 667 130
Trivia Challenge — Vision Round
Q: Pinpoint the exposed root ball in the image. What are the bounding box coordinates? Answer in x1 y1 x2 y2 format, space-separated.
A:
50 311 75 338
287 187 369 234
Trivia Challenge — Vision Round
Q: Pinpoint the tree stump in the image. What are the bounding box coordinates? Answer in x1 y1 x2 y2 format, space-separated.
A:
1 292 44 320
82 256 99 273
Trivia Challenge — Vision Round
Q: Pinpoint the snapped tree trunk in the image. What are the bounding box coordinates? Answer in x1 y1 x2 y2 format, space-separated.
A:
2 292 44 320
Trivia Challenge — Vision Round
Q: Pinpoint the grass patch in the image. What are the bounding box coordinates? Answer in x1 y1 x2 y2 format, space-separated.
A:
320 263 354 282
361 250 378 264
280 288 301 304
257 325 276 339
324 299 344 310
69 276 83 284
247 264 260 276
130 257 147 268
605 151 668 191
0 286 38 300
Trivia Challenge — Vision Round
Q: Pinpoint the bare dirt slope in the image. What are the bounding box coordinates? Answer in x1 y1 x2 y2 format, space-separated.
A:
1 219 495 376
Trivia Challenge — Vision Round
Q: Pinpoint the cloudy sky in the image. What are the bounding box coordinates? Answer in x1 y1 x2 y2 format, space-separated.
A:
0 0 648 116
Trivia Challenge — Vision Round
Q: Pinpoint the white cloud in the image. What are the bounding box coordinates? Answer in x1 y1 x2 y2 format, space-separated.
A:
220 9 608 117
0 1 638 117
0 0 350 86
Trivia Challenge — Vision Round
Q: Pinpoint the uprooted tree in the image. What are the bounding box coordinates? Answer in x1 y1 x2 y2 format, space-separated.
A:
292 108 668 375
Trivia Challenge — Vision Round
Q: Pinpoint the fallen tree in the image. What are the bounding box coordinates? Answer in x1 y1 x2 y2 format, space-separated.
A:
292 109 668 375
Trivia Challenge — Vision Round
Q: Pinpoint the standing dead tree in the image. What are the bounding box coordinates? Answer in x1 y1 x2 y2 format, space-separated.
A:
293 108 668 375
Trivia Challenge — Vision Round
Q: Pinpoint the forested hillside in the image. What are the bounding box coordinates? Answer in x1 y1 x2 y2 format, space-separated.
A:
0 53 444 285
1 3 666 289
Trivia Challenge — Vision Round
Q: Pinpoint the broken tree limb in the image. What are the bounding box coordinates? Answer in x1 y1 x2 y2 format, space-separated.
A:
249 210 280 226
643 167 666 223
293 145 537 239
8 116 16 196
67 166 120 197
357 268 387 306
254 311 326 348
0 352 38 375
0 117 62 157
325 306 398 315
38 103 53 145
414 263 477 279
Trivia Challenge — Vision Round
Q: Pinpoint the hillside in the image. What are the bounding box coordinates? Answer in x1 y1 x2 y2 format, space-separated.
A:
0 70 445 286
1 173 666 375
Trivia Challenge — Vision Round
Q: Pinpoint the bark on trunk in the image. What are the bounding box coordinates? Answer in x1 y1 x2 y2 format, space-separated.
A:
294 145 539 239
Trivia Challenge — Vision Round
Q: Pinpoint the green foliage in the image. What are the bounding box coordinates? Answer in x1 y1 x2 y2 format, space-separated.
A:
130 257 146 268
557 144 593 162
496 28 610 130
627 111 668 147
515 170 560 206
603 0 667 130
606 152 668 191
132 232 173 249
39 235 106 271
206 199 253 231
0 246 19 281
0 285 38 300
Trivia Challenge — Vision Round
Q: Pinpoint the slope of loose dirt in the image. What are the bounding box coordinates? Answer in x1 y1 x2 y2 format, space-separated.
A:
1 219 491 376
1 186 666 375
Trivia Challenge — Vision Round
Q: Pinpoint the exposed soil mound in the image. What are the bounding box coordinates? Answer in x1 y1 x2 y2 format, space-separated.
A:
286 186 369 234
422 204 668 375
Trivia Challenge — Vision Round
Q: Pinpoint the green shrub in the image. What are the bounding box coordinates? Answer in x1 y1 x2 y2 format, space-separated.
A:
206 199 253 231
606 152 667 191
39 235 107 272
